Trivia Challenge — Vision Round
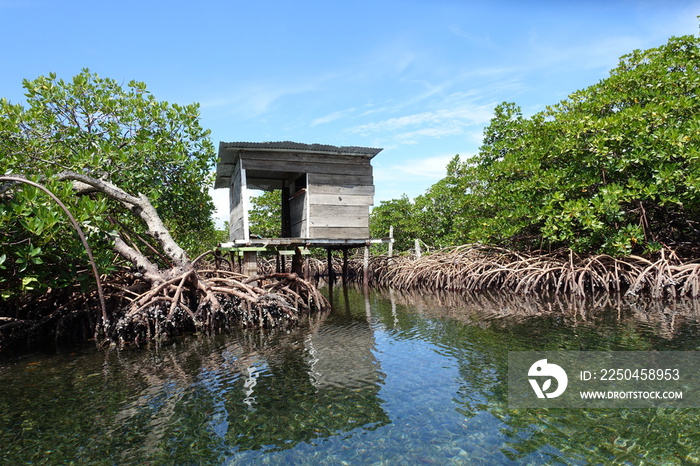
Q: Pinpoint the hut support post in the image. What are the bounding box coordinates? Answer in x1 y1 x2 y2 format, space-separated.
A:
363 244 369 286
280 253 287 273
388 225 394 258
342 248 349 284
302 252 309 280
243 251 258 278
327 248 335 284
292 247 303 276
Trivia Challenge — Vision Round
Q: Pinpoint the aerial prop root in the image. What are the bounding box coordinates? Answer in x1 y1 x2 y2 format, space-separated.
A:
111 270 331 343
343 245 700 299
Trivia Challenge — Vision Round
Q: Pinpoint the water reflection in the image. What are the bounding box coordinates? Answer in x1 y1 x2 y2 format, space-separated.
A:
102 316 388 462
2 287 700 464
376 287 700 349
306 318 381 390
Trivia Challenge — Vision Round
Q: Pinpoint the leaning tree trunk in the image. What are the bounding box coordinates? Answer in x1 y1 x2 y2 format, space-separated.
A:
6 172 329 348
57 171 191 282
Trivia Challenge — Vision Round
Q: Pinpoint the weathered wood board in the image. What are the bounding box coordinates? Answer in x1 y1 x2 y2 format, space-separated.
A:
229 161 249 241
242 158 372 177
290 189 308 237
307 173 374 188
309 226 370 238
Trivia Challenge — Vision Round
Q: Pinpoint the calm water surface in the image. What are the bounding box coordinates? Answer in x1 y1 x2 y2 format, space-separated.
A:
2 287 700 464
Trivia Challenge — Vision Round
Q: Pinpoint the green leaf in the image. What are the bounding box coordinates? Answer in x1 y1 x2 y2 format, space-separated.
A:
21 276 39 291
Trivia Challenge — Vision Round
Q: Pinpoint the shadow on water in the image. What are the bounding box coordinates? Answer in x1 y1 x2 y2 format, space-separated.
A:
2 285 700 463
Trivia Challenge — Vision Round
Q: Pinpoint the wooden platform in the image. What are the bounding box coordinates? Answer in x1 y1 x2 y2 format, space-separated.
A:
217 237 393 282
218 237 392 251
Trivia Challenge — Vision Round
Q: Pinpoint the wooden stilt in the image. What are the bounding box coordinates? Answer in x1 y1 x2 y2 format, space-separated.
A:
327 248 335 284
388 225 394 258
292 247 303 275
363 244 370 287
243 251 258 277
342 248 349 284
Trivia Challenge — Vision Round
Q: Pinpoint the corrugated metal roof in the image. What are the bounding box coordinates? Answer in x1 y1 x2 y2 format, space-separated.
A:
219 141 382 157
214 141 382 189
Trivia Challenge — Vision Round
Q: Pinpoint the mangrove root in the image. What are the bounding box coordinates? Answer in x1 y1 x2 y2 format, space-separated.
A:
344 245 700 300
0 269 330 352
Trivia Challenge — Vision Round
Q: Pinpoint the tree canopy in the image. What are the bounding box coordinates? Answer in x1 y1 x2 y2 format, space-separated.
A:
373 33 700 256
0 69 218 303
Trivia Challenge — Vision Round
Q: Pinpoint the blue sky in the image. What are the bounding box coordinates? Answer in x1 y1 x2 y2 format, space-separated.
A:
1 0 699 226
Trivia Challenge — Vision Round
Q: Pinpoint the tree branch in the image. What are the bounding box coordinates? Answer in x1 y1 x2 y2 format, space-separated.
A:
113 236 162 282
57 170 191 270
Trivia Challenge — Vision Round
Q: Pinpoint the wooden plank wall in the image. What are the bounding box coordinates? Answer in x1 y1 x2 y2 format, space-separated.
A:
307 174 373 239
229 160 249 241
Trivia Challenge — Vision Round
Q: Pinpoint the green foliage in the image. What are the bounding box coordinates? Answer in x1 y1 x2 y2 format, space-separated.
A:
1 69 217 301
475 34 700 254
0 175 113 302
370 195 422 252
413 155 479 249
248 190 281 238
373 33 700 256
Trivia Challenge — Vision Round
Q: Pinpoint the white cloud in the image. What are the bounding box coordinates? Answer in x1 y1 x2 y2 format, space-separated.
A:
466 129 485 148
374 153 454 182
310 107 357 126
200 79 322 119
397 154 455 178
347 105 494 143
371 153 458 202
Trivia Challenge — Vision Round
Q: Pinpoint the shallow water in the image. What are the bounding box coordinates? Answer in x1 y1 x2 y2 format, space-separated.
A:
2 287 700 464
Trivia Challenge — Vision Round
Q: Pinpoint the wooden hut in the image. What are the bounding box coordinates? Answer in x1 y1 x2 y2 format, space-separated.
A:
214 141 382 243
